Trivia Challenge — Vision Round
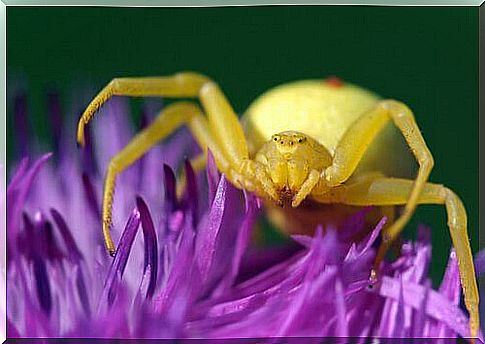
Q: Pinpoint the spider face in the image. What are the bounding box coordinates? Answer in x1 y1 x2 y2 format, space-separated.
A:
255 130 332 203
271 131 307 152
267 131 311 203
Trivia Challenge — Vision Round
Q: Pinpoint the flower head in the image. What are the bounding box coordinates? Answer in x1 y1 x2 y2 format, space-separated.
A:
5 94 481 341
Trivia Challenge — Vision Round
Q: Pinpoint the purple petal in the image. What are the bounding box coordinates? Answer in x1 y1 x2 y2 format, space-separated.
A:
432 249 461 338
200 174 243 297
236 242 302 284
75 268 91 318
376 275 404 338
339 206 374 240
22 282 52 337
20 211 65 264
32 255 52 315
81 172 101 221
33 212 64 263
474 249 485 277
411 279 431 337
341 249 375 291
206 150 220 204
136 196 158 299
318 226 341 266
160 127 196 169
439 249 460 305
214 192 258 293
417 224 432 244
195 175 227 283
377 275 473 338
334 276 348 337
291 234 313 248
138 107 150 130
355 216 387 255
269 228 331 336
19 212 35 260
347 290 383 337
406 225 432 284
230 250 307 301
7 319 21 338
291 226 344 266
155 220 196 315
50 208 83 263
92 97 133 173
135 109 150 189
99 208 141 310
80 124 97 175
183 159 199 227
227 193 258 282
392 276 406 337
8 157 29 191
163 164 177 212
7 153 52 243
277 256 338 336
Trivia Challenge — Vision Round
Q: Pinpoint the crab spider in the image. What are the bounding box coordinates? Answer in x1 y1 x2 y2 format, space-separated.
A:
77 72 478 340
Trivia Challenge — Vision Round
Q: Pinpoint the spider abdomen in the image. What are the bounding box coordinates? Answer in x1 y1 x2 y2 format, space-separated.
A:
243 79 415 179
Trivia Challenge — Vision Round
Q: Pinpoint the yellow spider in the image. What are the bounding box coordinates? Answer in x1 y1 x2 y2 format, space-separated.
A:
76 72 478 340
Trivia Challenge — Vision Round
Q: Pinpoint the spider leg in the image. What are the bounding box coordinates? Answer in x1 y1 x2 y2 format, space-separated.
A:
295 100 433 215
313 176 479 340
77 72 248 167
101 101 235 255
77 72 211 146
78 72 276 253
196 81 279 200
324 100 434 259
326 100 433 207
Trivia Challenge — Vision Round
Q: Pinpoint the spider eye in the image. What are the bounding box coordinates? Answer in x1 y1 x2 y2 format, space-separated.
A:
273 137 278 142
297 136 307 144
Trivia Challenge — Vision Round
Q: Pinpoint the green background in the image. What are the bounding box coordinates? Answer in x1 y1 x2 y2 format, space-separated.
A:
7 6 479 284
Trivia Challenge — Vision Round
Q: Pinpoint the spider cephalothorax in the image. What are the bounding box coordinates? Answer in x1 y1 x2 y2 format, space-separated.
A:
254 131 332 206
77 72 479 340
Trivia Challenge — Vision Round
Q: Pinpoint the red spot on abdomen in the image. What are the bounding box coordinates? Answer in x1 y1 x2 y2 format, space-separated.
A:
324 76 344 88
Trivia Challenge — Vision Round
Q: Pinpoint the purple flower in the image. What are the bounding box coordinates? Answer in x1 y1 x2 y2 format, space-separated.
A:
5 95 482 341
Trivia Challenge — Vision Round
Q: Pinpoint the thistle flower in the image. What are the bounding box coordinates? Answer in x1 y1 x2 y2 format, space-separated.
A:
5 94 482 341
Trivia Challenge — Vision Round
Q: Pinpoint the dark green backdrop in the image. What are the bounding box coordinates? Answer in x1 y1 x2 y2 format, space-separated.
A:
7 6 479 284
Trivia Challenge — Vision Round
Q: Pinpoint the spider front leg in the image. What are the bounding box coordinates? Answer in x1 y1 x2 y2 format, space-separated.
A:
77 72 211 146
313 176 479 340
77 72 256 255
234 159 279 203
77 72 249 167
99 102 233 255
322 100 434 263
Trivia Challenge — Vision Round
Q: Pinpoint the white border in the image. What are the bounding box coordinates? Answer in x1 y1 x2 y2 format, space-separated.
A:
1 3 481 344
